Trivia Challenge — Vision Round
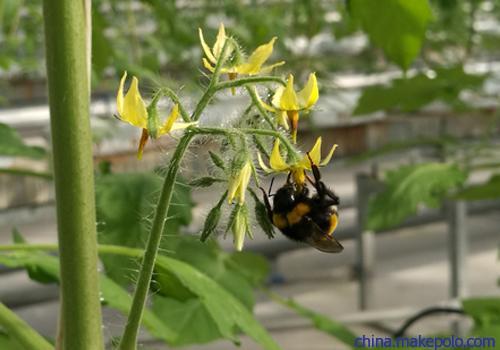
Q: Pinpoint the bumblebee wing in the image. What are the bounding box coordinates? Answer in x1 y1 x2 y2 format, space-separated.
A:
305 222 343 253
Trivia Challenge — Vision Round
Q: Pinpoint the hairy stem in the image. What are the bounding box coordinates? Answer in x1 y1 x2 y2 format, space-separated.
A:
118 131 195 350
216 76 286 91
42 1 103 349
246 86 277 130
159 87 191 122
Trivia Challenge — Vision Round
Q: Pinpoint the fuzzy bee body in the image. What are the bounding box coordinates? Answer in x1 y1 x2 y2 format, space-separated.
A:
261 164 343 253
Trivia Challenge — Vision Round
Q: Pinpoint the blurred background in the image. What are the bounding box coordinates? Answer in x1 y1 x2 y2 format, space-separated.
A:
0 0 499 349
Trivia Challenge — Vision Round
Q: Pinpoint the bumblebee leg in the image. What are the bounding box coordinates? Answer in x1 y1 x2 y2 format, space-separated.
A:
259 187 273 221
268 177 275 196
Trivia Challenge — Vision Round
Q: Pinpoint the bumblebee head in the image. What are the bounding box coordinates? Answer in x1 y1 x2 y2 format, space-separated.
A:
272 184 296 213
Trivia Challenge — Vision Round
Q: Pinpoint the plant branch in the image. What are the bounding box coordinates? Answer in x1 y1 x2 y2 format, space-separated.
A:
118 130 195 350
0 302 53 350
241 128 300 161
216 76 286 91
42 0 103 349
246 86 277 130
159 87 191 122
191 41 230 121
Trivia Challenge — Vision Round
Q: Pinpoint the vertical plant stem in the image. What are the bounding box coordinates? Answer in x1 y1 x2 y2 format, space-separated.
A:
119 131 195 350
42 1 103 349
0 302 53 350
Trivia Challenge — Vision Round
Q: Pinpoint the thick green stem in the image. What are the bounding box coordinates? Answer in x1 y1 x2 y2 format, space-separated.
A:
42 1 103 349
0 303 53 350
118 131 195 350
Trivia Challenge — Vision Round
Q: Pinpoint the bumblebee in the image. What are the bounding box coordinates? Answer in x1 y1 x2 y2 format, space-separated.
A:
261 160 343 253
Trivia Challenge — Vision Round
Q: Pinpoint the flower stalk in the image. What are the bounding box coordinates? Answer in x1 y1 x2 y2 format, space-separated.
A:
118 131 195 350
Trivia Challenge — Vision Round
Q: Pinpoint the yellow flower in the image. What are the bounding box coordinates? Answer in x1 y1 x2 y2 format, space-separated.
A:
227 160 252 204
116 72 196 158
199 23 284 81
257 73 318 142
257 137 336 185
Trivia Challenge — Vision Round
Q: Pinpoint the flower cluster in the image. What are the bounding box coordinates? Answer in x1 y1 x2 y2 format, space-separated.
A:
113 23 338 250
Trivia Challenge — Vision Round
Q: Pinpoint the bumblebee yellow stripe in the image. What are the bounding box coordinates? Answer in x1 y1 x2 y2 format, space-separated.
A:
272 213 288 229
286 202 311 225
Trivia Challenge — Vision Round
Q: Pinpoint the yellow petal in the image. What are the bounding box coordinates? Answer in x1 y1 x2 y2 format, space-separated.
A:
269 139 290 171
271 86 284 109
202 58 215 72
297 72 319 109
199 28 216 64
212 23 227 59
257 153 272 173
280 74 299 110
259 61 286 74
320 144 338 166
308 137 322 165
296 137 321 169
169 121 198 132
277 111 289 130
254 88 277 113
237 162 252 204
117 71 127 116
158 104 179 135
235 37 277 75
121 76 147 128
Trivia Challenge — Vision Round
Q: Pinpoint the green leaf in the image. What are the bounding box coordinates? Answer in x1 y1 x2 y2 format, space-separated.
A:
0 123 46 159
456 174 500 201
95 172 193 286
0 331 23 350
367 163 467 231
154 253 280 350
152 297 225 346
349 0 433 70
463 297 500 327
200 192 227 242
0 249 178 344
271 293 357 347
463 298 500 349
354 67 485 115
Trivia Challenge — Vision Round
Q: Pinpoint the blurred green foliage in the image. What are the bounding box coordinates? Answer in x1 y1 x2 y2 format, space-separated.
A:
366 163 467 231
0 123 45 158
93 171 274 347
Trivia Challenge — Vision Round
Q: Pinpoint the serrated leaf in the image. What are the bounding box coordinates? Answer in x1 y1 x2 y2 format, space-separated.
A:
350 0 432 70
200 192 226 242
456 174 500 201
95 172 193 286
154 253 281 350
250 190 275 239
272 293 357 347
0 123 46 159
354 67 485 115
366 163 467 231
